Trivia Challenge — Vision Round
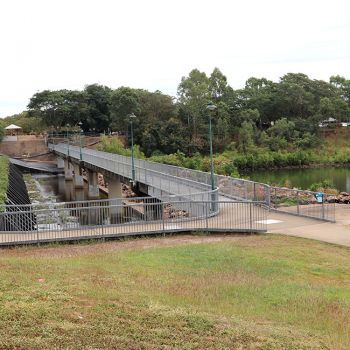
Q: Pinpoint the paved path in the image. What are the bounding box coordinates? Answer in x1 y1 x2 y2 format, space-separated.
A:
267 204 350 247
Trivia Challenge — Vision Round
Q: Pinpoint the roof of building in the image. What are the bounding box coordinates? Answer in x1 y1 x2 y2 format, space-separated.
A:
5 124 22 130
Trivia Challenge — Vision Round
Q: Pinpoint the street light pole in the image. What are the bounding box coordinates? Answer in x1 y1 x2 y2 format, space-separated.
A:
207 102 217 211
66 124 70 157
129 113 137 185
78 121 83 161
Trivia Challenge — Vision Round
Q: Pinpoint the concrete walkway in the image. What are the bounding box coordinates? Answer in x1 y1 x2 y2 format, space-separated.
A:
267 204 350 247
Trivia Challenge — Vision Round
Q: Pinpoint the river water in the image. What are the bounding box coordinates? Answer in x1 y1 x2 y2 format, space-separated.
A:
247 167 350 192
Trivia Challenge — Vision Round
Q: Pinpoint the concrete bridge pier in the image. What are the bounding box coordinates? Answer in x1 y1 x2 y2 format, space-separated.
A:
57 157 65 169
87 170 100 199
73 163 84 188
107 175 123 224
64 159 73 181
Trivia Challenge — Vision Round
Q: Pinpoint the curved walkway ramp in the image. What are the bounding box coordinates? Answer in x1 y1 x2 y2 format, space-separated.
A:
0 199 267 246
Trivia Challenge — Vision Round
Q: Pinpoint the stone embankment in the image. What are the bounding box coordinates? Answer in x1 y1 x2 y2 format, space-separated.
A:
326 192 350 204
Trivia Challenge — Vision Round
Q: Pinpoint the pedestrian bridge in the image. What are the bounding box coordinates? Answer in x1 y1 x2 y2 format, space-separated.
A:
0 143 268 245
0 141 336 246
50 143 219 217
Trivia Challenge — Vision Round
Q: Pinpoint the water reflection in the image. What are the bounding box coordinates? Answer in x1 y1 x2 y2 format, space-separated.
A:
248 167 350 192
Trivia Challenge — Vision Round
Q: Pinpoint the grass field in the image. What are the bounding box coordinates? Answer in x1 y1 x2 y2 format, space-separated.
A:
0 234 349 349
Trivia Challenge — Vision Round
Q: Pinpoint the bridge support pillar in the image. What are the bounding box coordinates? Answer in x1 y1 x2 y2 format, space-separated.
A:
64 160 73 181
107 176 123 224
57 157 65 169
87 170 100 199
73 163 84 188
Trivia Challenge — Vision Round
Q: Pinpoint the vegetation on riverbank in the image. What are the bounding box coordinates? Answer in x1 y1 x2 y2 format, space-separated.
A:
7 69 348 159
0 234 349 349
99 130 350 178
0 156 9 205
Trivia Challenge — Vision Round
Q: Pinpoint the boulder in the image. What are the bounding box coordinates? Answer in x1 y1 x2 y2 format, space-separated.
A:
326 196 338 204
338 195 350 204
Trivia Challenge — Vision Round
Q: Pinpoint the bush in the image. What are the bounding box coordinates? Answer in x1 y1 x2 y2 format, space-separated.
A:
308 179 336 192
99 136 145 159
0 156 9 206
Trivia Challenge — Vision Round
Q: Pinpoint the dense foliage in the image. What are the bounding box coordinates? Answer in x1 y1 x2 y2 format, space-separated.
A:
0 156 9 205
7 69 350 161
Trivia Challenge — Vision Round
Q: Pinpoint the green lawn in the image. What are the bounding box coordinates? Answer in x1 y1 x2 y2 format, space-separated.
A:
0 234 349 349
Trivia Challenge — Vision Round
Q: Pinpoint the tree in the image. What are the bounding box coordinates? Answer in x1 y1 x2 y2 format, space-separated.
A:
28 90 89 129
109 87 141 132
237 121 255 154
84 84 112 132
209 67 229 100
330 75 350 104
177 69 210 139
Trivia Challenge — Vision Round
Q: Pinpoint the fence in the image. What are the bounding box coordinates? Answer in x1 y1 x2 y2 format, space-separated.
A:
270 187 335 222
49 141 335 222
0 199 267 246
218 175 335 222
50 143 216 204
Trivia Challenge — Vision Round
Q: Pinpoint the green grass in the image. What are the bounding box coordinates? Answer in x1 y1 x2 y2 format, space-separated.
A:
0 155 9 206
0 234 349 349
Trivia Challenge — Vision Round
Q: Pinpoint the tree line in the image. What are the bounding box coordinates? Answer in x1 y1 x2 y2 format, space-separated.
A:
5 69 350 156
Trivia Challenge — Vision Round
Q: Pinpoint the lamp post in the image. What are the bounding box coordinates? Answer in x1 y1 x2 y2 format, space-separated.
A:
207 102 217 211
66 123 70 157
128 113 137 185
78 121 83 161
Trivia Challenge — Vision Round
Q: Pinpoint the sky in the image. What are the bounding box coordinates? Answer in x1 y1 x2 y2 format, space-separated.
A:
0 0 350 118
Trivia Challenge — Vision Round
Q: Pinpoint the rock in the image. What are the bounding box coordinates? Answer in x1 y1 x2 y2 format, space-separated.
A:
326 195 338 203
338 195 350 204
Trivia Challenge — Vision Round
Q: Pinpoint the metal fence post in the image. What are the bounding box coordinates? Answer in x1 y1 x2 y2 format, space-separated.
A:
297 190 300 215
322 198 325 220
101 207 105 241
35 207 40 246
162 202 165 235
206 202 209 232
249 202 253 233
266 185 271 209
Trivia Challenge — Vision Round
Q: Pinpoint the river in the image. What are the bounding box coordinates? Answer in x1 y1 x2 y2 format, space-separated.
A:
247 167 350 192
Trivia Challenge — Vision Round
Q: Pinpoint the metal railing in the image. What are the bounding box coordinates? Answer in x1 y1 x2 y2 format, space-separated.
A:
0 199 267 246
270 187 335 222
49 142 335 222
217 175 335 222
50 143 216 203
